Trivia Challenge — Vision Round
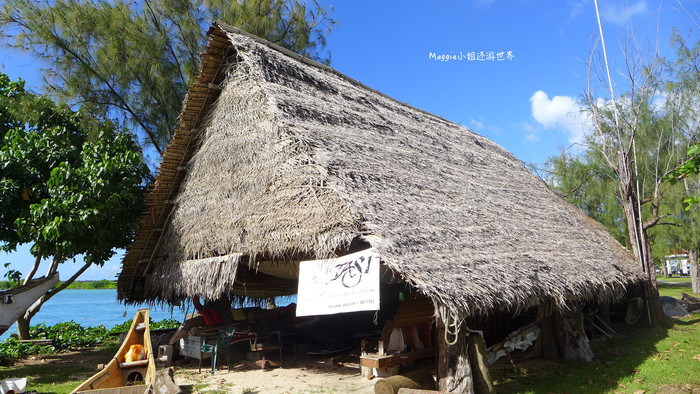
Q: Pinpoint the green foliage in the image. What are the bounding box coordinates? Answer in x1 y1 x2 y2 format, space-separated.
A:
52 280 117 289
1 262 21 287
546 153 629 248
108 317 180 334
0 0 335 153
0 317 181 365
547 35 700 264
0 72 151 266
662 35 700 213
31 321 111 350
667 143 700 210
0 321 110 364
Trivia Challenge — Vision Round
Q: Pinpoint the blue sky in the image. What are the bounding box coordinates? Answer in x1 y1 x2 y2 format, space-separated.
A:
1 0 698 280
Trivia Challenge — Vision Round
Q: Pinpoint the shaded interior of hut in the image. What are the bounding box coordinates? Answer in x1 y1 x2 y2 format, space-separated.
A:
159 243 647 381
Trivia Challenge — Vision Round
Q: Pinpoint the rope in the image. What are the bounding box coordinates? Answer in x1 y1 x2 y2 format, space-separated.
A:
440 304 462 346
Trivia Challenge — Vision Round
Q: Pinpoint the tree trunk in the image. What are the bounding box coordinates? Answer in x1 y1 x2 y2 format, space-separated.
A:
690 249 700 295
618 174 666 327
553 309 594 361
15 260 92 339
16 316 30 339
641 237 667 325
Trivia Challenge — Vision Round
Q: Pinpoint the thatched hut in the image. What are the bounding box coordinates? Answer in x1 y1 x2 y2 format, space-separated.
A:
118 23 643 391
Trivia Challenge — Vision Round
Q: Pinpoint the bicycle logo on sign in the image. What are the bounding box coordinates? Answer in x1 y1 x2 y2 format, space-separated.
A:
329 255 374 288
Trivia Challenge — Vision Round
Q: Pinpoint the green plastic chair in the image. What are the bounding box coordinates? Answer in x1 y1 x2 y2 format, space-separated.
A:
199 327 235 374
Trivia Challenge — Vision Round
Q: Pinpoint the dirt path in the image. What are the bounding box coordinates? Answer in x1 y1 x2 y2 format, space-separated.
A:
173 358 377 394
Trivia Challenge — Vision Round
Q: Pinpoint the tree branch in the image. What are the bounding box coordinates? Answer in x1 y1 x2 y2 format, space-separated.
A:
22 254 42 285
23 260 92 321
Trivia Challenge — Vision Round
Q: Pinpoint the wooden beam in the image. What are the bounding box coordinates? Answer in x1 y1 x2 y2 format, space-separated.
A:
360 348 435 369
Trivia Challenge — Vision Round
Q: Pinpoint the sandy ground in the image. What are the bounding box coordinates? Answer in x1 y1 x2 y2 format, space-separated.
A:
173 357 377 394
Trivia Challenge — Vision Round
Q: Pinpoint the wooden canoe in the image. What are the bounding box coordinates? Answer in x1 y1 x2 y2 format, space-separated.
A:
0 274 60 336
71 309 156 393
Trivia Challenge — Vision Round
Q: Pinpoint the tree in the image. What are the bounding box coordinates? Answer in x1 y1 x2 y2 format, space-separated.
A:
661 35 700 294
546 153 630 249
0 73 151 338
546 4 700 324
0 0 335 155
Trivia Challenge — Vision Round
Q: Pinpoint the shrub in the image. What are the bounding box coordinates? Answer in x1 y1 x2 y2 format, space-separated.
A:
108 318 181 334
0 317 181 364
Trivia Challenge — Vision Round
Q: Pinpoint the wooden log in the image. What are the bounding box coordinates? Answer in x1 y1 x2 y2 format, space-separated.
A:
361 349 436 369
154 367 182 394
18 339 53 345
374 369 436 394
553 309 594 361
466 335 494 393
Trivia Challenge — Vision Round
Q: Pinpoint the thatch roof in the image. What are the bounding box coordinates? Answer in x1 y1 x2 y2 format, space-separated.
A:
118 23 643 315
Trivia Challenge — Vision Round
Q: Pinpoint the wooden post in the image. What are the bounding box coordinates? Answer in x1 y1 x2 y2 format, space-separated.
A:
437 318 448 390
436 310 473 393
467 334 495 393
553 309 594 361
537 307 560 360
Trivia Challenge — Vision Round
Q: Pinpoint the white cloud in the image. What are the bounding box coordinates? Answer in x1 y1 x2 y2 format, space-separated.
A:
568 0 588 19
602 1 648 25
523 121 540 141
651 92 667 111
468 118 485 130
465 117 501 136
529 90 589 144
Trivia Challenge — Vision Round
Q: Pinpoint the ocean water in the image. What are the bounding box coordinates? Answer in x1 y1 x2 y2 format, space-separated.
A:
1 289 187 340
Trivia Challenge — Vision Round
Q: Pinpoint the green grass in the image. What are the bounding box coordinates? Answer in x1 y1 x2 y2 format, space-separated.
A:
658 282 694 299
656 275 695 298
656 274 692 283
0 338 119 394
492 314 700 393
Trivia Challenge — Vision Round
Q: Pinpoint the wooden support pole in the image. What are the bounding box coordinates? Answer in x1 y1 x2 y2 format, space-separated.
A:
553 309 594 361
436 310 473 393
437 318 448 390
467 334 495 393
538 307 560 360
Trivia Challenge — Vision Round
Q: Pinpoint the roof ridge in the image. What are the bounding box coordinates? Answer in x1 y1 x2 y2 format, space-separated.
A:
213 22 465 130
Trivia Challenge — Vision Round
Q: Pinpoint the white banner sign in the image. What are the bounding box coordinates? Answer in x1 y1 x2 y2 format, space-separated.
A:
296 249 380 317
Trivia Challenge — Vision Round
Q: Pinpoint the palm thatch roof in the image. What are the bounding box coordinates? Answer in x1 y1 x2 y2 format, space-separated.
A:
117 23 643 316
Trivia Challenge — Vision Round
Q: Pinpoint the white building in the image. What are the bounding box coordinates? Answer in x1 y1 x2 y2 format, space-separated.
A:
663 254 690 275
